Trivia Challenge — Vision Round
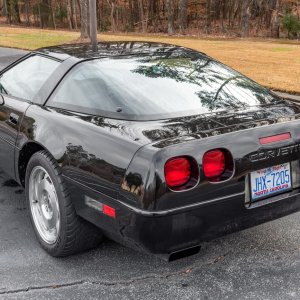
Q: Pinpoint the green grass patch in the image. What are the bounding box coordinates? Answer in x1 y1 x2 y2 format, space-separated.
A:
0 33 77 49
271 47 293 52
0 27 79 50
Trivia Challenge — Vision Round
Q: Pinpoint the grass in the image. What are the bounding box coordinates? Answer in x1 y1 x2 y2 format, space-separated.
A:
0 26 78 49
0 26 300 94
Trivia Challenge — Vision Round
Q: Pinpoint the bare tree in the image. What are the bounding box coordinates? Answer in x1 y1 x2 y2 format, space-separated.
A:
271 0 281 38
39 0 53 28
138 0 147 33
178 0 188 32
206 0 212 33
107 0 116 32
241 0 251 37
50 0 56 29
24 0 30 25
72 0 78 30
166 0 175 35
0 0 6 14
66 0 73 29
80 0 89 38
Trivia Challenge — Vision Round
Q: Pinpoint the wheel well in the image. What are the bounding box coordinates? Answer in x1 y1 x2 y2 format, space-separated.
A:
18 142 45 187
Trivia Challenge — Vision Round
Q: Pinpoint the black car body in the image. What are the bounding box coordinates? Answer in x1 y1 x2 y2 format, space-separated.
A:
1 42 300 260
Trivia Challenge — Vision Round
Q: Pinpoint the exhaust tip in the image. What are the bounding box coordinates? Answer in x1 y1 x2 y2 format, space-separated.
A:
168 245 201 262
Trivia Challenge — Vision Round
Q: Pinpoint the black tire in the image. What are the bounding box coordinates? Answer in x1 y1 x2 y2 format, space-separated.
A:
25 150 103 257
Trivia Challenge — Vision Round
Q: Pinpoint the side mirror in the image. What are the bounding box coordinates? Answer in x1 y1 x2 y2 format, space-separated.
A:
0 95 4 106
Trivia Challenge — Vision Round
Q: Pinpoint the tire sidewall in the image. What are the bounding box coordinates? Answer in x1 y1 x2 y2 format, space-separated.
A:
25 151 68 255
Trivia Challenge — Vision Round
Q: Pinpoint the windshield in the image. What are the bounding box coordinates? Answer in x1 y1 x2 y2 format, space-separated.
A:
49 50 278 120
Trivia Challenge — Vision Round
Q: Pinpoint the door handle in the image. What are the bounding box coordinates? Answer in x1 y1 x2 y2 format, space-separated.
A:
9 113 19 125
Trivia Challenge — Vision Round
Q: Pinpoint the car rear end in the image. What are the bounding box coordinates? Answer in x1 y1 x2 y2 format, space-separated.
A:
111 103 300 259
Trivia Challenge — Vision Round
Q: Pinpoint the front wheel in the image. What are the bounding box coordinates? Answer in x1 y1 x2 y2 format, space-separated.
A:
25 150 103 257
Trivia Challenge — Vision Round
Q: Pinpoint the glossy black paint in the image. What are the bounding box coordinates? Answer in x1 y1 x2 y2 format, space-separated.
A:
1 42 300 257
0 95 30 178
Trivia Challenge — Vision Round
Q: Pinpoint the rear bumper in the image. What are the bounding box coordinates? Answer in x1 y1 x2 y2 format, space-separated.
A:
67 177 300 256
118 191 300 255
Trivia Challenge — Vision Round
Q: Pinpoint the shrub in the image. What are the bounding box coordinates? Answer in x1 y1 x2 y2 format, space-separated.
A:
282 13 300 38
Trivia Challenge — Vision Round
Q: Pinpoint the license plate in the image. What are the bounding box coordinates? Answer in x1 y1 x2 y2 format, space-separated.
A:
250 163 292 201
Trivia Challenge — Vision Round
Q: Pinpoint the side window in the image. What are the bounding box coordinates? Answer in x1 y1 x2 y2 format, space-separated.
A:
49 62 119 112
0 55 60 101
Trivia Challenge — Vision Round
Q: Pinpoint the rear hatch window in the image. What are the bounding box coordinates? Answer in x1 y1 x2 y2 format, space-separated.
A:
49 50 278 120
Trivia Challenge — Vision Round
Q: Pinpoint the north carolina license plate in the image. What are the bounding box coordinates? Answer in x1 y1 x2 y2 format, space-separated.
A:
250 163 292 201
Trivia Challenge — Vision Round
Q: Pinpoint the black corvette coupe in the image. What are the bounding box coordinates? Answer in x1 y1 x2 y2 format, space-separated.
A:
0 41 300 260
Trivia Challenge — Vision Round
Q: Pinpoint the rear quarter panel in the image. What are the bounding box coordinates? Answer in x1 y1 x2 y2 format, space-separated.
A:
17 105 145 199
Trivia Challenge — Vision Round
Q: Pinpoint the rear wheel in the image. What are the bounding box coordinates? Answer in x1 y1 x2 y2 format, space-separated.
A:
25 150 103 257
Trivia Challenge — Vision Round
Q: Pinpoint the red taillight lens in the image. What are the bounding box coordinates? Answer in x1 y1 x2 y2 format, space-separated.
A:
164 157 191 188
203 150 225 179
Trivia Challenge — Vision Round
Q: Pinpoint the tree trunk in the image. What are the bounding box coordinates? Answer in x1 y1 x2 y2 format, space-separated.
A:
25 0 30 25
87 0 90 36
5 0 11 24
40 0 51 28
38 2 42 28
241 1 251 37
1 0 8 17
98 0 102 31
72 0 78 30
107 0 116 32
67 0 73 29
166 0 175 35
128 0 134 29
49 0 56 29
138 0 146 33
148 0 156 26
206 0 211 33
80 0 89 38
178 0 188 32
270 0 280 38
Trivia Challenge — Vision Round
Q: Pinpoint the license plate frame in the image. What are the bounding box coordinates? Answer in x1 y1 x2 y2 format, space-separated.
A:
250 163 292 202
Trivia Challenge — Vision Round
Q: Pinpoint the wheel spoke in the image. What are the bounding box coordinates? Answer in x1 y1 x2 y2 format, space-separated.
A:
33 171 44 203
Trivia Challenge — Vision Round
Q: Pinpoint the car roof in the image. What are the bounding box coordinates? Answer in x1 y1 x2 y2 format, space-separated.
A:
36 41 199 61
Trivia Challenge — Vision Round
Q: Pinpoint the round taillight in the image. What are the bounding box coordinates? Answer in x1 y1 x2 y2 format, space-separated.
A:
164 157 191 188
203 149 225 179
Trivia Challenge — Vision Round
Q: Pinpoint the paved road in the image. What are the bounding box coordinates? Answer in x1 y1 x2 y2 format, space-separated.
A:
1 47 300 300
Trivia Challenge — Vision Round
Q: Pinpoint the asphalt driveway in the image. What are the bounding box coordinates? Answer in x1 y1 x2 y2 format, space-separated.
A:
1 168 300 300
1 47 300 300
